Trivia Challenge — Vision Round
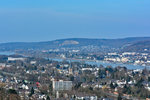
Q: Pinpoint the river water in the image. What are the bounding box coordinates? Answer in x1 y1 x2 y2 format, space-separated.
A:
49 58 150 70
0 51 149 70
0 51 15 55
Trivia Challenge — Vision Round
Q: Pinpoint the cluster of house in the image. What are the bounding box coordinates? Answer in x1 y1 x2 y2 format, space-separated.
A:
0 56 150 99
104 52 150 65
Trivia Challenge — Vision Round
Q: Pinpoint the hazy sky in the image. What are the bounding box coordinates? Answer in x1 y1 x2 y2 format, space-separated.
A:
0 0 150 42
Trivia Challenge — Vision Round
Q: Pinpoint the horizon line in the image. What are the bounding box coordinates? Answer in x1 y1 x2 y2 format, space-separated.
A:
0 36 150 44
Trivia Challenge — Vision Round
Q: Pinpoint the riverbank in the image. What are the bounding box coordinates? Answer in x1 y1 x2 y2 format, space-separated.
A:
48 57 150 70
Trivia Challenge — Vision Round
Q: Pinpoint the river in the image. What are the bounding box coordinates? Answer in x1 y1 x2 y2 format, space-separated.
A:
0 51 149 70
49 58 150 70
0 51 15 55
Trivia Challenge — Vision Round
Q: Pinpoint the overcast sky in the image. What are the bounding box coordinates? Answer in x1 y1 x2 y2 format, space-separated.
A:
0 0 150 43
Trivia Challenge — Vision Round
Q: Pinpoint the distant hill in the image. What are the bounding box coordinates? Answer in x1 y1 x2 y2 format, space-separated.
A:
123 40 150 52
0 37 150 52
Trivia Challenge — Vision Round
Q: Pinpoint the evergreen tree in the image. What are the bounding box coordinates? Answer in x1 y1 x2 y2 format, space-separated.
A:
46 96 50 100
110 82 115 89
29 87 34 97
117 94 122 100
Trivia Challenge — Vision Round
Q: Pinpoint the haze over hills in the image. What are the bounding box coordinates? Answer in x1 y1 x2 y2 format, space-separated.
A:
0 37 150 53
124 40 150 52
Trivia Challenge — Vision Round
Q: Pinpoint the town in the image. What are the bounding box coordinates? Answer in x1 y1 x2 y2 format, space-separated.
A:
0 54 150 100
1 0 150 99
18 49 150 66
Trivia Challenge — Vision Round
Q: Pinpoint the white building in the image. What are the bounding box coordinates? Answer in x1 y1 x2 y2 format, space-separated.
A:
30 61 36 64
8 57 26 61
122 52 136 56
82 68 93 71
0 63 6 70
52 80 72 91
